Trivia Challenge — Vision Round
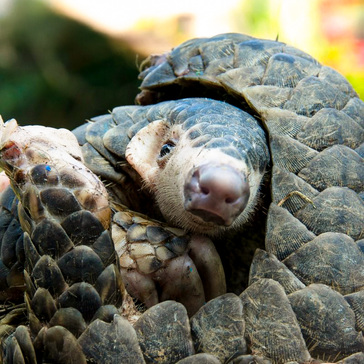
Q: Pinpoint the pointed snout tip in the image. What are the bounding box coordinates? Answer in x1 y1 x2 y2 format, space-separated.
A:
184 163 250 226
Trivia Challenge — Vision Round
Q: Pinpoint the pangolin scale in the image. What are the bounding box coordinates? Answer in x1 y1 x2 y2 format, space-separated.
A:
0 33 364 364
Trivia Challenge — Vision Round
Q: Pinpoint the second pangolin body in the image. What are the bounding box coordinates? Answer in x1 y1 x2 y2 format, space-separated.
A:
1 33 364 363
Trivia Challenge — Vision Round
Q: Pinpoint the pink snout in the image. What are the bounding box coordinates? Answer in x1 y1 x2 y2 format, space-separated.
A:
184 164 250 226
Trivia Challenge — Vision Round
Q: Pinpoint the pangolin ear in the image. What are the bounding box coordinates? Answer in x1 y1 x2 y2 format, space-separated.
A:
125 119 170 188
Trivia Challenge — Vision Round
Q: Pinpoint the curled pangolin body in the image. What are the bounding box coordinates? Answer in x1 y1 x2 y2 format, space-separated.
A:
1 33 364 363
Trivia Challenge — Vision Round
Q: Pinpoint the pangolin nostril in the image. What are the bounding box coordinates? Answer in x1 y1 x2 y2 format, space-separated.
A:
201 186 210 195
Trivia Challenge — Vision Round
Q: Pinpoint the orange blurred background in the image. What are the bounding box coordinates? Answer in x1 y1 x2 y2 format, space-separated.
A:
0 0 363 128
49 0 364 96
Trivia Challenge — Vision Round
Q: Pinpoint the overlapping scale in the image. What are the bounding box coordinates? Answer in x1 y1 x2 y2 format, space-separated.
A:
265 204 316 260
283 233 364 294
288 284 364 361
0 121 140 363
294 187 364 240
190 293 246 362
296 108 364 150
248 249 305 295
2 32 364 363
78 315 146 364
134 301 194 364
137 33 364 362
240 279 310 363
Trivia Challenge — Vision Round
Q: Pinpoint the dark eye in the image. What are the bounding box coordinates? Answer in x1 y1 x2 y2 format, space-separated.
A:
159 142 175 158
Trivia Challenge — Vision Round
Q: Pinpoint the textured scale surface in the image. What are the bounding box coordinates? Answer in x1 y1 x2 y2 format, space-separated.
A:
0 33 364 363
135 33 364 362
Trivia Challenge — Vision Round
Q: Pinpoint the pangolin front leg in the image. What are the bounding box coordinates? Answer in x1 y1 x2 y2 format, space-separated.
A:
0 117 226 318
112 210 226 317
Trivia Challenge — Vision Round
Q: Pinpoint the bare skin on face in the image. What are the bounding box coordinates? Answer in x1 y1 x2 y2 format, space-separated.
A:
123 118 267 314
184 163 250 226
126 119 264 236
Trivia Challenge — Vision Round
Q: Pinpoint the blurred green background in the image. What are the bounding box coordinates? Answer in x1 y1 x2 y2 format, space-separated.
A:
0 0 363 130
0 0 141 129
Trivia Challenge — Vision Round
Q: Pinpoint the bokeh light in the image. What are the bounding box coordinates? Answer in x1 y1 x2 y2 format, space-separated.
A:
0 0 363 129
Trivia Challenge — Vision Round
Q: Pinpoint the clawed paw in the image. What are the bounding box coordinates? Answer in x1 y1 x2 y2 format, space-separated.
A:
112 210 226 316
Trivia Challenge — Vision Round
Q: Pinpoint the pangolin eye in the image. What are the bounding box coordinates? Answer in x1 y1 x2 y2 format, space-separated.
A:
159 142 175 158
